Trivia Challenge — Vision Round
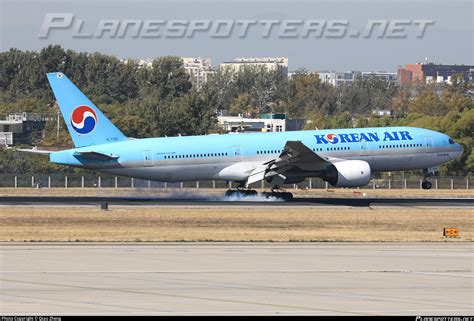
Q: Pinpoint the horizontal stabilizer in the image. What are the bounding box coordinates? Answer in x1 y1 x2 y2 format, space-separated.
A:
73 151 119 161
16 148 52 155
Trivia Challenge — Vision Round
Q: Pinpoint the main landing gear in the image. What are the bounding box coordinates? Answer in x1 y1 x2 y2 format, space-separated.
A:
224 185 294 201
262 185 294 201
262 190 294 201
225 189 258 197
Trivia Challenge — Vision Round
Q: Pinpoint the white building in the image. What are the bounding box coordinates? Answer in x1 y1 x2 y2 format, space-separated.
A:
0 113 50 146
121 59 153 69
317 71 356 87
217 114 285 133
317 70 398 86
217 113 304 133
372 110 392 117
137 59 153 68
220 57 288 75
181 57 215 88
361 71 398 84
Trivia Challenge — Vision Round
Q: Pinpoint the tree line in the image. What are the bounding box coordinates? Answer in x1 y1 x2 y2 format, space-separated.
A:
0 45 472 175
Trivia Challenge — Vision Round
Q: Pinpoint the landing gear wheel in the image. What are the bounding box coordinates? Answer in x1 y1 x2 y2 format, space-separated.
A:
262 191 294 201
246 190 258 196
281 192 293 201
225 189 257 197
421 181 432 190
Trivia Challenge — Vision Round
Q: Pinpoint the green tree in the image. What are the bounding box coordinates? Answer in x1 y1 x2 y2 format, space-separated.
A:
284 70 337 118
409 88 446 116
229 93 255 116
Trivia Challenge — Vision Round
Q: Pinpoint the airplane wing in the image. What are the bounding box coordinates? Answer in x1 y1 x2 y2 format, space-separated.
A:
247 141 332 186
273 140 330 170
73 151 119 161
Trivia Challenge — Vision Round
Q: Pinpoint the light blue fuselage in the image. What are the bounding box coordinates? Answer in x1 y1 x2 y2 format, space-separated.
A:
50 126 463 183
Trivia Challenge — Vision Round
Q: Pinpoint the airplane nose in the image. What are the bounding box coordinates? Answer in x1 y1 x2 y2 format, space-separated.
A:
453 143 464 158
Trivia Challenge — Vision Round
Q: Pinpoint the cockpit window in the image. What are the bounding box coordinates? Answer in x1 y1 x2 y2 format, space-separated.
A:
448 139 455 144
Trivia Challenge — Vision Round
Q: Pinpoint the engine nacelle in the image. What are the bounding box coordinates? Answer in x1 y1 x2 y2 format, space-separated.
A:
325 160 371 187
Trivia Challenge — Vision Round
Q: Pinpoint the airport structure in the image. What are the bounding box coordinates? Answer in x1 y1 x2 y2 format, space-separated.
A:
0 113 50 146
397 63 474 85
217 113 304 133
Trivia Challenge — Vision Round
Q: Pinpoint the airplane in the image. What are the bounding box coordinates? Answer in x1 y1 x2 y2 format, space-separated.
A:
19 72 464 200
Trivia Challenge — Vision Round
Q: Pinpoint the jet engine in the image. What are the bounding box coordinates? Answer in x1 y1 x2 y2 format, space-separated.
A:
323 160 371 187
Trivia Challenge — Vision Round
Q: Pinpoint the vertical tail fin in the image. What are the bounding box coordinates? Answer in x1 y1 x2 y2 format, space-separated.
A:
46 72 126 147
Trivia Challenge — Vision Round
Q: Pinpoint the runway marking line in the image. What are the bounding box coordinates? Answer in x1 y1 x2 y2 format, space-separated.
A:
1 269 472 275
0 278 373 316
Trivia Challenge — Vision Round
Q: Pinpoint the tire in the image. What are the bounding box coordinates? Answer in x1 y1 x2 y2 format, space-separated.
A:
281 192 293 201
248 190 258 196
422 181 432 190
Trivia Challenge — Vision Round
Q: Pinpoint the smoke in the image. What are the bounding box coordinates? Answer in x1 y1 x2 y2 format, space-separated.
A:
124 188 284 202
218 193 284 202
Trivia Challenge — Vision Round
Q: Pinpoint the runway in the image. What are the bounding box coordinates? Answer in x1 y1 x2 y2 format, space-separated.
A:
0 196 473 207
1 243 473 315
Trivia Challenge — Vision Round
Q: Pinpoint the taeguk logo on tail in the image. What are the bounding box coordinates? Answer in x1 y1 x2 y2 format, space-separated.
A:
70 105 97 134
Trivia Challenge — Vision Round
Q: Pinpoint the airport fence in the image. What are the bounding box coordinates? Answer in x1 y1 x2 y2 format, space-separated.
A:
0 173 471 190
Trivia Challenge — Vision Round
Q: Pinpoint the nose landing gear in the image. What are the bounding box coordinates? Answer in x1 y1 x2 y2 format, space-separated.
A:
421 180 432 190
421 168 436 190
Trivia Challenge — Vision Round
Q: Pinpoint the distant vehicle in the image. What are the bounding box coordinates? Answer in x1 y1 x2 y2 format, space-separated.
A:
20 72 464 200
